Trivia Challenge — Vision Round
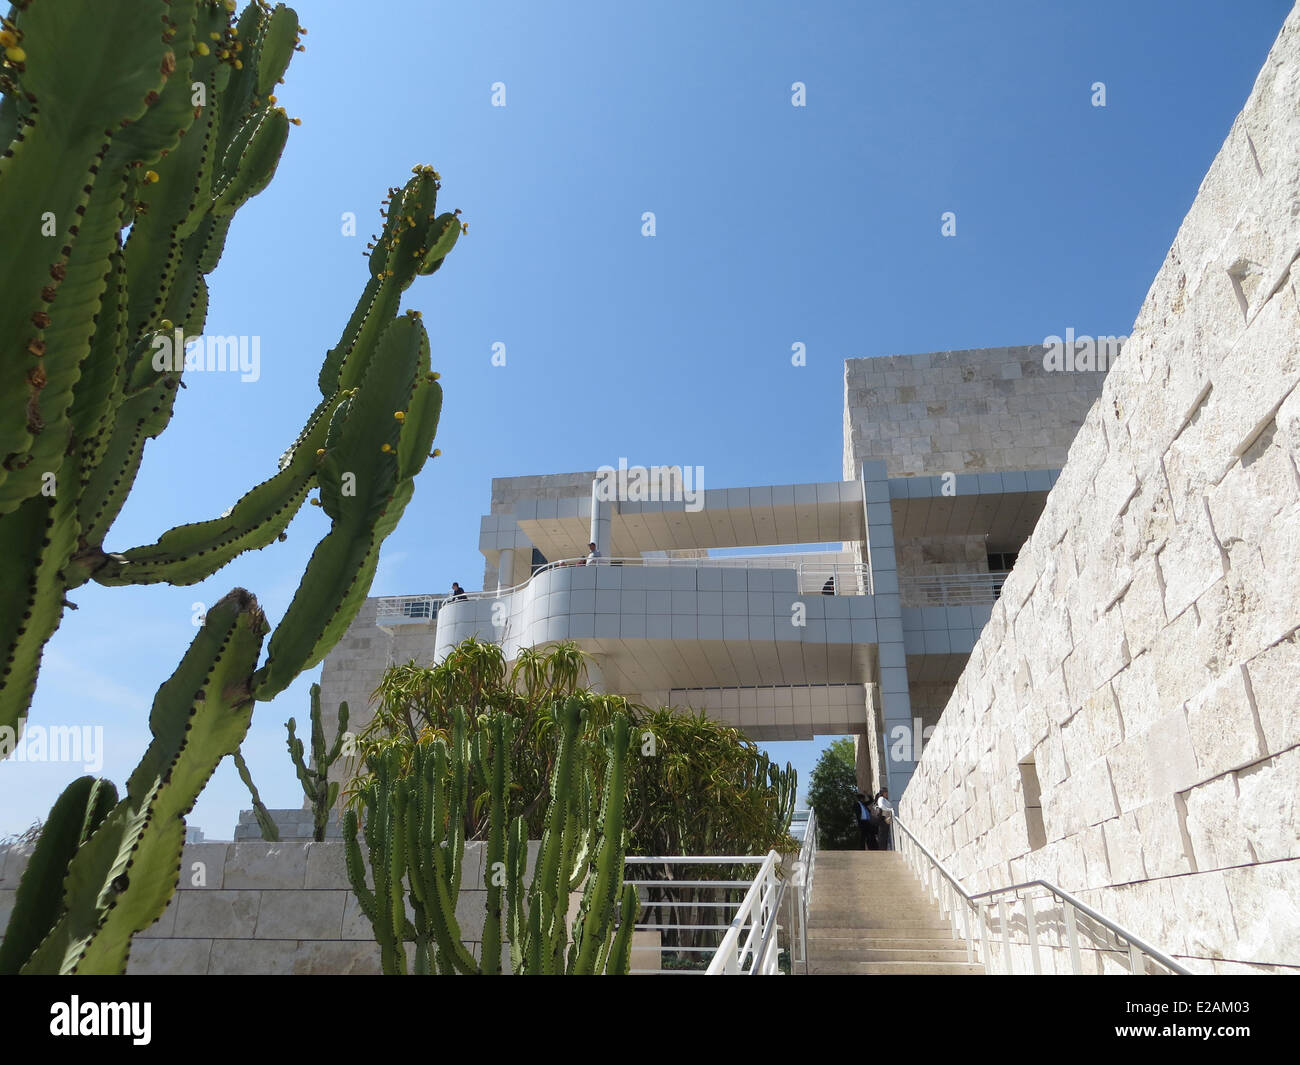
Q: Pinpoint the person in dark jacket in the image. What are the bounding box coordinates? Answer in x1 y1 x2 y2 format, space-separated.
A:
854 792 877 850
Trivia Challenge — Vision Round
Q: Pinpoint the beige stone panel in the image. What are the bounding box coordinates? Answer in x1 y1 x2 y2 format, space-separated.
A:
254 889 347 940
1182 772 1252 872
125 938 212 976
1234 746 1300 863
304 842 352 890
1222 860 1300 965
1183 665 1265 781
1135 798 1195 879
1106 734 1153 812
1156 498 1227 622
1145 707 1200 798
173 890 261 939
1245 631 1300 753
1168 870 1238 961
288 940 384 975
177 843 229 889
223 842 310 889
206 939 297 976
1102 813 1147 885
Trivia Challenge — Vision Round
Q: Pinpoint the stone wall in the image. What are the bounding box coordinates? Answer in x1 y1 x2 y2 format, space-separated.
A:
0 840 539 975
843 345 1106 479
898 5 1300 975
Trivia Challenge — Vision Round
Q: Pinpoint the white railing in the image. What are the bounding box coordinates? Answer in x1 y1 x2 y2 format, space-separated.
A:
378 556 874 624
622 856 777 974
788 808 817 974
374 595 440 624
705 850 786 975
898 570 1010 607
893 817 1192 976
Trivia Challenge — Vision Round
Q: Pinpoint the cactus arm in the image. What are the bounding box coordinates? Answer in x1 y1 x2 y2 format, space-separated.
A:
232 748 280 842
251 314 435 700
20 588 267 974
0 494 80 735
0 776 117 975
604 884 640 975
571 715 632 974
326 700 350 765
0 0 170 484
505 814 527 972
342 806 378 924
477 712 511 975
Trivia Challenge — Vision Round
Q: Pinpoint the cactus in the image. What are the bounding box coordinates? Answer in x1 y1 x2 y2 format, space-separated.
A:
0 1 463 972
286 683 349 841
344 697 639 975
0 589 268 974
232 748 280 842
0 0 462 737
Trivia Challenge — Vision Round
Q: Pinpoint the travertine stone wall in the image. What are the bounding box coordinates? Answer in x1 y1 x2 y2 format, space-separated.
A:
899 4 1300 975
318 598 438 792
843 345 1107 479
0 841 535 975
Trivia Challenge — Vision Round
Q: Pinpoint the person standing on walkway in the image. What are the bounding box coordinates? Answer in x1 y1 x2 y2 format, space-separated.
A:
585 541 602 565
854 792 876 850
875 788 894 850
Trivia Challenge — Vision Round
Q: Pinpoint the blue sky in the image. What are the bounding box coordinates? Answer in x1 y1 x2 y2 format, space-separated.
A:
2 0 1291 837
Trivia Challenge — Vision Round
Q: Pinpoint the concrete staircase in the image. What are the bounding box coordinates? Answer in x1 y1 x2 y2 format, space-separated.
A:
806 850 985 975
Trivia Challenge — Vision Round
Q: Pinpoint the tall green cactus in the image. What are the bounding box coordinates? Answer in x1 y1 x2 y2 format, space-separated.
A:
286 683 350 841
0 0 464 973
344 697 640 975
0 589 268 974
0 0 463 736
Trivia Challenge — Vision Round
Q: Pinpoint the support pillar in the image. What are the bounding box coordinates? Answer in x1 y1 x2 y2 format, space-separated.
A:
496 547 515 591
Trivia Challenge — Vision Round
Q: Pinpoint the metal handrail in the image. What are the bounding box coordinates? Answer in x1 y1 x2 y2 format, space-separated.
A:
705 849 785 975
397 555 874 615
789 808 817 974
893 816 1191 975
898 570 1010 607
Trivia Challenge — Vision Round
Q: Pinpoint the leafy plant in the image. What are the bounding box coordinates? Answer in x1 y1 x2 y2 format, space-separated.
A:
807 737 862 850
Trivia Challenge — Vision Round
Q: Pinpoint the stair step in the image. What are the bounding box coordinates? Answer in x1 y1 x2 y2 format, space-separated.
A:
808 933 962 948
809 917 953 930
806 960 985 976
806 945 972 962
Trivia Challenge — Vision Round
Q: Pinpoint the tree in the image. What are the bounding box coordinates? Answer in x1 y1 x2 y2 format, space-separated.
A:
807 738 862 850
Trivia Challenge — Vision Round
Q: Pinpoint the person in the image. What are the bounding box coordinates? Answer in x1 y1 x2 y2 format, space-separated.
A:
585 541 601 565
875 788 894 850
854 792 877 850
448 581 467 602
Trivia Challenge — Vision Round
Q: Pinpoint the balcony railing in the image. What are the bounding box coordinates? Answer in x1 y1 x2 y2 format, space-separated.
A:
898 570 1011 608
376 556 873 625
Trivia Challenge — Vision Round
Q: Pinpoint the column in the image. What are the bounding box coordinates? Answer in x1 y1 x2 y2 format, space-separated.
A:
496 547 515 591
589 479 613 558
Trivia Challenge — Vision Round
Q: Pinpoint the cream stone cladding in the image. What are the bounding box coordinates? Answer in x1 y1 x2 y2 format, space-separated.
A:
898 4 1300 974
843 345 1109 481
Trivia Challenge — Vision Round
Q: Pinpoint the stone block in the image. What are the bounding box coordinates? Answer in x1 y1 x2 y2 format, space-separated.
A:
206 939 297 976
1222 860 1300 966
305 842 352 890
126 938 212 976
1245 630 1300 754
173 890 261 939
1183 665 1265 781
178 843 229 889
1168 871 1237 961
1101 813 1146 885
1134 798 1194 879
223 842 311 889
254 890 347 939
1144 708 1200 798
1182 772 1252 872
1234 746 1300 863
